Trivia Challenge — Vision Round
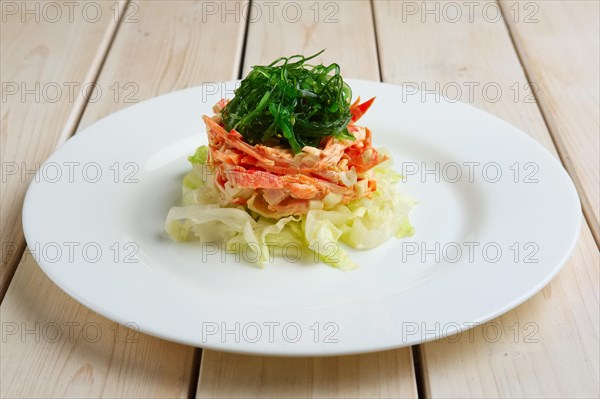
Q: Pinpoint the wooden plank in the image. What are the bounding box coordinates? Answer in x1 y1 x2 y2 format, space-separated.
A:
0 1 247 397
499 0 600 244
196 2 417 398
0 0 123 300
419 227 599 398
0 252 196 398
77 0 244 129
197 350 417 399
240 1 379 78
373 1 599 397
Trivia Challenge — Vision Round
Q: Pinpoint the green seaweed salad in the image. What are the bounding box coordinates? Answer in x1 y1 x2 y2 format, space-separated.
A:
220 50 355 154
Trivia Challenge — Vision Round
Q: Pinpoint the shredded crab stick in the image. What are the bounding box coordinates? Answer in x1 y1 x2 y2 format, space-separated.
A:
166 52 416 270
202 97 387 218
349 96 375 122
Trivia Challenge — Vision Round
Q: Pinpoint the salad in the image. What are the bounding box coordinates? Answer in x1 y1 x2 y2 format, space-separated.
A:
165 51 415 270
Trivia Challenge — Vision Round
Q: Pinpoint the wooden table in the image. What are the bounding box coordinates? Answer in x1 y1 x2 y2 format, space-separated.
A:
1 1 598 397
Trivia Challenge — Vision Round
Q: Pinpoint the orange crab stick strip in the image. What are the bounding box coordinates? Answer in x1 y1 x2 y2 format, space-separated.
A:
350 97 375 122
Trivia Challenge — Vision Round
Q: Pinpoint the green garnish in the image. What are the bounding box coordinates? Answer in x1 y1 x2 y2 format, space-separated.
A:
221 50 354 154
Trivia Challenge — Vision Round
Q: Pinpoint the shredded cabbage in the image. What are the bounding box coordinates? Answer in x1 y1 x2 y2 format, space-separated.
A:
165 146 415 270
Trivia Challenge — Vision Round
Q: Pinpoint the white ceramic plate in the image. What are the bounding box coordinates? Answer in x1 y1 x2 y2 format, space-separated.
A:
23 80 581 356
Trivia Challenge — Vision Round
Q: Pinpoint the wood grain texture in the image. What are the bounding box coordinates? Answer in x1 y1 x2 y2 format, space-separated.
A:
77 0 245 129
0 0 123 300
420 226 599 398
197 350 417 398
196 1 417 398
1 1 247 397
499 0 600 244
373 1 599 397
0 252 195 398
241 0 379 78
